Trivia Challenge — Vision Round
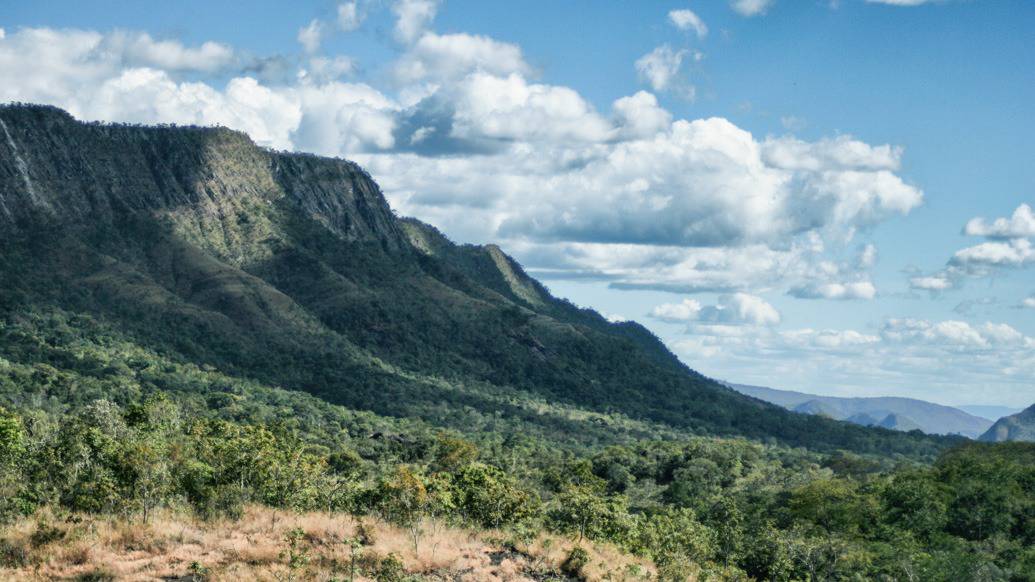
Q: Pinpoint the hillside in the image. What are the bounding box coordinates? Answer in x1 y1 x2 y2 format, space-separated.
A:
0 104 954 457
730 383 992 438
3 105 1035 580
979 404 1035 442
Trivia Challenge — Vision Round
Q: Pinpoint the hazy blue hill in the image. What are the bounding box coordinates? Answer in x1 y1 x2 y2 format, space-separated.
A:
731 383 992 438
980 404 1035 442
0 104 957 457
876 413 923 432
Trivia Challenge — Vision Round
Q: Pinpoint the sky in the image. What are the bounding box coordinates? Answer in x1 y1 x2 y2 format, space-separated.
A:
0 0 1033 407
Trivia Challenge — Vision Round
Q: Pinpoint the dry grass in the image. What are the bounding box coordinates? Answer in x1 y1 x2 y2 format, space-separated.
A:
0 506 657 581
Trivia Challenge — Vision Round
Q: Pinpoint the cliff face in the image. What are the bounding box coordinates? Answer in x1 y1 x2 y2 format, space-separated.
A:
0 105 955 456
0 105 406 256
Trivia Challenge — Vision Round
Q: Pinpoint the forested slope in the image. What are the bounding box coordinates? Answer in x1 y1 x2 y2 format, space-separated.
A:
0 104 955 457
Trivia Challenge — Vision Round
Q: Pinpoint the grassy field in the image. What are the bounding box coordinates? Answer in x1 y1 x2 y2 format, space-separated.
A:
0 506 662 581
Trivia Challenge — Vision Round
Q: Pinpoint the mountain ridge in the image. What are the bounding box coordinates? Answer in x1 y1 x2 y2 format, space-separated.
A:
0 104 957 457
729 383 993 438
980 404 1035 442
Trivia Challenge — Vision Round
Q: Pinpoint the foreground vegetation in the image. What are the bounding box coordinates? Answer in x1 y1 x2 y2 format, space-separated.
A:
1 312 1034 580
0 505 656 581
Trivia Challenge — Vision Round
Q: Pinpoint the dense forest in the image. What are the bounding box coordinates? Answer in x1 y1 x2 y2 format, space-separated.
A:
1 311 1033 580
0 105 1033 580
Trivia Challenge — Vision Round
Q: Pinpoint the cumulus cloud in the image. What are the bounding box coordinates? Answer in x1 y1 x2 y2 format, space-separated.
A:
635 45 694 97
951 238 1035 268
670 316 1035 404
730 0 774 17
612 91 672 139
495 118 922 248
789 281 876 300
0 24 926 306
394 32 531 84
881 319 1029 348
910 275 954 292
910 203 1035 292
653 293 780 326
392 0 440 44
963 203 1035 239
701 293 781 325
297 19 324 54
650 299 702 322
1022 296 1035 309
668 9 708 39
780 328 881 349
445 73 613 144
337 1 365 31
306 56 356 81
0 28 237 99
0 27 402 155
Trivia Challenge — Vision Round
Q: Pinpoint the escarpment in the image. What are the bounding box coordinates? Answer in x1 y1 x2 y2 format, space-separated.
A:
0 104 406 256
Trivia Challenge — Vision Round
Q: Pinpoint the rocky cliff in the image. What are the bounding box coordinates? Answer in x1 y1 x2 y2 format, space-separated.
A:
0 105 406 256
980 405 1035 442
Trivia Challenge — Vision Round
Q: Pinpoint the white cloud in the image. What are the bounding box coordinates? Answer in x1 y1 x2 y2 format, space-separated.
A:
951 238 1035 268
105 31 235 73
702 293 781 325
337 1 365 31
668 9 708 39
306 56 356 81
297 19 324 54
1022 297 1035 309
789 281 876 300
635 45 693 97
780 328 880 349
857 243 878 268
910 275 954 291
656 293 781 327
730 0 774 17
392 0 440 44
762 135 903 172
0 25 925 306
495 118 922 248
669 316 1035 405
0 27 401 155
446 73 613 144
881 319 1030 348
912 203 1035 292
963 203 1035 239
650 299 703 322
612 91 672 139
394 32 531 83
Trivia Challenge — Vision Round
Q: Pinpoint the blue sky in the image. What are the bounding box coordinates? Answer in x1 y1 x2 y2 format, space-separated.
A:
1 0 1033 406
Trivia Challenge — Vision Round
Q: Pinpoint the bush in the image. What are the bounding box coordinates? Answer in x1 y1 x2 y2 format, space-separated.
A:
561 545 590 578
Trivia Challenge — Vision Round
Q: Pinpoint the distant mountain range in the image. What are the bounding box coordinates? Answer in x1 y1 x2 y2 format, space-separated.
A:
957 405 1024 421
980 404 1035 442
729 384 994 438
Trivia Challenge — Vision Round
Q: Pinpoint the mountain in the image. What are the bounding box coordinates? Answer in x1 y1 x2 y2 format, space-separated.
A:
979 404 1035 442
730 383 992 438
0 104 956 457
876 413 923 432
957 405 1023 421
